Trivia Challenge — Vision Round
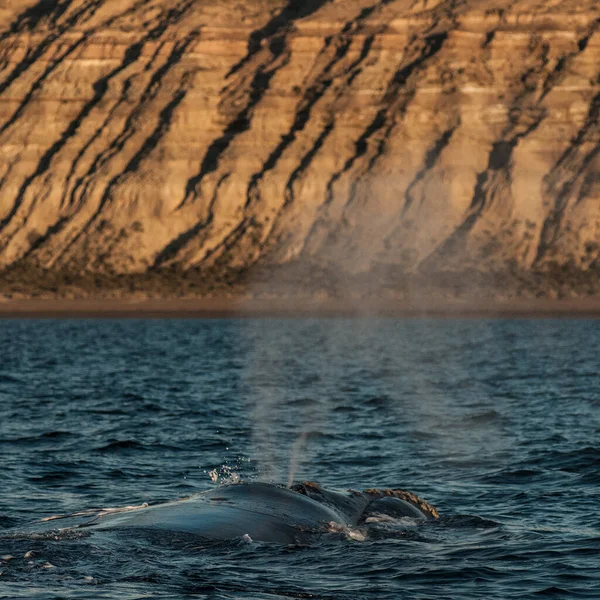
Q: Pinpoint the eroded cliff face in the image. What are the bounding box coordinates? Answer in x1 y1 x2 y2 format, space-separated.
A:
0 0 599 298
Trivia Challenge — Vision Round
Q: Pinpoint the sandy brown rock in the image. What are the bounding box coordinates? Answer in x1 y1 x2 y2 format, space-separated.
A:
0 0 598 299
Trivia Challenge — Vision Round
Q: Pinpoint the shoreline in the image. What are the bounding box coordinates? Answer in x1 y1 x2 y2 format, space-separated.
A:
2 297 600 318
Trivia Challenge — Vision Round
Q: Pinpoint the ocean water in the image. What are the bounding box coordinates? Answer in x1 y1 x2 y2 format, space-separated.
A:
0 318 598 599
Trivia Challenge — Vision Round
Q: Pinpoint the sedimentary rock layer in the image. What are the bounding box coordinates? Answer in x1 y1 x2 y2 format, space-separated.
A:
0 0 598 296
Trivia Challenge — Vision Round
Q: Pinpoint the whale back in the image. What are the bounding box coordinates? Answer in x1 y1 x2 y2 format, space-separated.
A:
84 482 438 543
89 482 346 544
291 482 439 522
291 482 371 526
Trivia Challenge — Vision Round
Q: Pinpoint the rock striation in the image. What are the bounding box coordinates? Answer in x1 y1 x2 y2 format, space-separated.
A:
0 0 598 299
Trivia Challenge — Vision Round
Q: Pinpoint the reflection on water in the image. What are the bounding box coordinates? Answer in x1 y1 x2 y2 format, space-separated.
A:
0 318 599 598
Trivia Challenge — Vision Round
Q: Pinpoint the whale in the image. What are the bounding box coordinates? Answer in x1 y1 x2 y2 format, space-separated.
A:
75 481 439 544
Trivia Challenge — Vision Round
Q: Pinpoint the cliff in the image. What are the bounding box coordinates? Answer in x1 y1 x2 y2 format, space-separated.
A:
0 0 599 300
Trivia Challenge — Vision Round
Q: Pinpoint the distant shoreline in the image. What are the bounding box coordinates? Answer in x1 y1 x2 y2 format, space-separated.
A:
2 298 600 318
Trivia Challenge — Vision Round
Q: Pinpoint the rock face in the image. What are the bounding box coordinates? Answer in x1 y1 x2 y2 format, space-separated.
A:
0 0 598 298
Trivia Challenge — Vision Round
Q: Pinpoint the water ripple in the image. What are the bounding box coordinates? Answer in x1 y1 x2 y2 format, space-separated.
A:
0 318 598 599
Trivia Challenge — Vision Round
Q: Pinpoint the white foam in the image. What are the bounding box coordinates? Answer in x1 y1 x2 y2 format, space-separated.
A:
208 465 241 485
327 521 367 542
364 514 420 527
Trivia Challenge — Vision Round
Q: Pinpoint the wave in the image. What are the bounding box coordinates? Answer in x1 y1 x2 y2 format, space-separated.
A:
482 468 547 484
548 447 600 471
0 515 17 529
436 515 501 529
93 440 180 453
526 446 600 481
0 374 24 384
462 410 502 425
534 587 571 596
0 431 79 445
27 472 79 484
94 440 148 452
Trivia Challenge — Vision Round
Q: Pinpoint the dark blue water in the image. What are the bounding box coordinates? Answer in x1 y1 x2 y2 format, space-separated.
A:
0 319 598 599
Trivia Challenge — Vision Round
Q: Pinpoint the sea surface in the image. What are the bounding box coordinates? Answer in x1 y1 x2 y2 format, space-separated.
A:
0 318 598 599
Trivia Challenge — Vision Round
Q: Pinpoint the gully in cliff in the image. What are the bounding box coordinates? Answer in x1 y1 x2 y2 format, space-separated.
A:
41 481 439 544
